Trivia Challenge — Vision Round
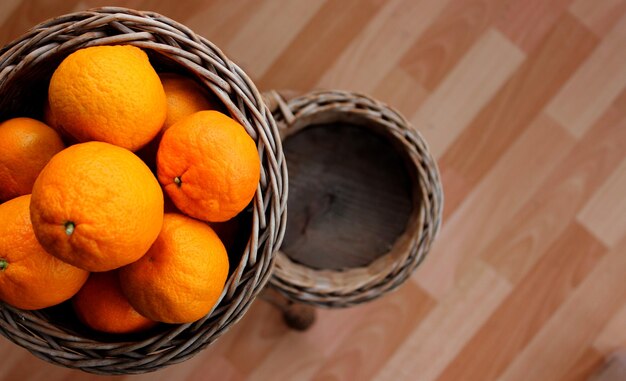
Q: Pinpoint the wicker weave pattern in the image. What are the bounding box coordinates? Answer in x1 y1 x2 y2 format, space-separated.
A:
0 7 287 374
266 90 443 308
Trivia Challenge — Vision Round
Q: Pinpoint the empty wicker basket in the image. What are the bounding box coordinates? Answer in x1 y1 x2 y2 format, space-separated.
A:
0 7 287 375
265 90 442 309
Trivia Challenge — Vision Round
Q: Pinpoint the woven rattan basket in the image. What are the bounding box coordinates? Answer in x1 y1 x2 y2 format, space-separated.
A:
265 90 442 308
0 7 287 374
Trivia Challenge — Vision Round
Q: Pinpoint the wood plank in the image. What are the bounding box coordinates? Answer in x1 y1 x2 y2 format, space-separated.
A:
224 0 325 79
0 347 50 381
416 113 575 299
589 354 626 381
131 353 207 381
484 104 626 283
0 0 81 45
439 13 598 220
258 0 383 91
255 289 426 379
497 235 626 381
399 0 507 92
495 0 573 52
302 305 371 358
221 301 291 377
183 0 262 49
593 302 626 354
577 157 626 247
244 332 325 380
436 222 606 381
0 0 21 34
373 261 511 381
104 1 209 31
316 0 450 94
0 348 125 381
308 281 435 381
185 356 244 381
546 13 626 138
413 28 524 158
570 0 626 37
371 67 429 118
557 347 606 381
615 87 626 110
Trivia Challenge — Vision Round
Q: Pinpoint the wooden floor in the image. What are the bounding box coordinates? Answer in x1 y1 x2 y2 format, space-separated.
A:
1 0 626 380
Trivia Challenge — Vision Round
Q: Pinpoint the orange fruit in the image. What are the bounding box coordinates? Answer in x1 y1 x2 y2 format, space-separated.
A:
73 271 157 334
0 195 89 310
119 213 229 324
0 117 65 201
159 72 222 131
30 141 164 272
136 73 223 172
48 45 166 151
157 111 260 222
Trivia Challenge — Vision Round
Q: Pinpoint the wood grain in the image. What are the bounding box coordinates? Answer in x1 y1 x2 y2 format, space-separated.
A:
416 113 575 299
593 302 626 354
316 0 450 94
183 0 262 49
309 281 435 381
577 157 626 247
569 0 626 37
371 67 429 117
546 12 626 137
224 0 325 79
436 222 606 381
484 103 626 283
374 261 511 381
497 236 626 381
258 0 383 91
558 348 606 381
399 0 507 91
438 13 598 220
1 1 626 380
413 28 524 158
495 0 574 52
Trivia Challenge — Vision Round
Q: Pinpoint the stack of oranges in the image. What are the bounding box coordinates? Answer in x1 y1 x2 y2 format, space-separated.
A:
0 45 261 334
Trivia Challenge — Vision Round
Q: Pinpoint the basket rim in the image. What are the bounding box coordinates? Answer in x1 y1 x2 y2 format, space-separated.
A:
266 89 443 308
0 7 287 375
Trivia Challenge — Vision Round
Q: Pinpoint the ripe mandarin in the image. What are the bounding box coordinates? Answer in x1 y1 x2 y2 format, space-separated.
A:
73 271 157 334
119 213 229 324
159 72 222 131
48 45 166 151
157 111 260 222
0 195 89 310
30 141 164 272
0 117 64 201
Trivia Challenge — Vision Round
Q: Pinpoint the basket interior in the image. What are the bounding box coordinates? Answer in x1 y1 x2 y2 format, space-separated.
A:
280 112 418 271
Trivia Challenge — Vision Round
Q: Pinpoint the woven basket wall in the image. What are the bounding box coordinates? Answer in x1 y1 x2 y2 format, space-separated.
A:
0 7 287 375
265 90 443 308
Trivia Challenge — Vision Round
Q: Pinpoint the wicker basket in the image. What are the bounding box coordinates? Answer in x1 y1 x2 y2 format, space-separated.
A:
0 7 287 374
265 90 442 308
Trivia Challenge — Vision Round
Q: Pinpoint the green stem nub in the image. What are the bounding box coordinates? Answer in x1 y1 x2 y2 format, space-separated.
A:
64 221 75 236
0 259 7 271
174 177 182 187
